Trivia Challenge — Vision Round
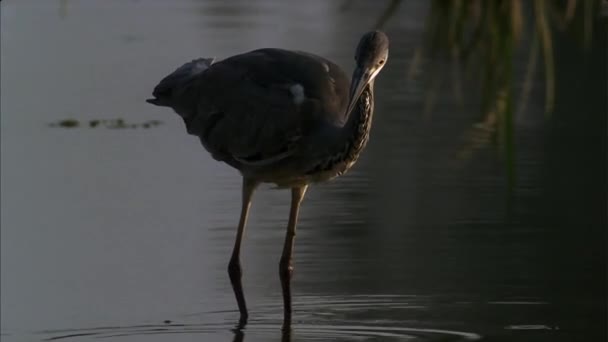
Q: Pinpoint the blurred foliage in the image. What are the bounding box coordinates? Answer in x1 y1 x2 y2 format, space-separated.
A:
365 0 602 189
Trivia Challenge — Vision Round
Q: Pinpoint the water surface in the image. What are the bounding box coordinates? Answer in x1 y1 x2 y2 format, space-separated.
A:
1 1 606 341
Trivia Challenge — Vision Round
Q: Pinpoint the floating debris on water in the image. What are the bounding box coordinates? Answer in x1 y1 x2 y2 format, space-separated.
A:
48 118 163 129
49 119 80 128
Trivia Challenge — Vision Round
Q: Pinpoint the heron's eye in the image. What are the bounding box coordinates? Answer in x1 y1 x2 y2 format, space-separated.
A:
378 60 385 65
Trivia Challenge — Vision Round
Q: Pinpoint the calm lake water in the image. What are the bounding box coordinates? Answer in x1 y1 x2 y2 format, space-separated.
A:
1 1 606 341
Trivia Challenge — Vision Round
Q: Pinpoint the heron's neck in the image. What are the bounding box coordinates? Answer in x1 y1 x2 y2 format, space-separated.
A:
303 83 375 177
334 81 375 166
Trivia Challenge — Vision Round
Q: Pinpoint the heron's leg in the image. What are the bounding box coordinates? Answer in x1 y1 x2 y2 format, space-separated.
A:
279 185 308 325
228 177 257 323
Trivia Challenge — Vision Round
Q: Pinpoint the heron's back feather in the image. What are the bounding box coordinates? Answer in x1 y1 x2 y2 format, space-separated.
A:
147 49 351 177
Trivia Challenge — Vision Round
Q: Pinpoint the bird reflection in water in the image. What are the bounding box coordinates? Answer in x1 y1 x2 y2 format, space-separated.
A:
231 323 292 342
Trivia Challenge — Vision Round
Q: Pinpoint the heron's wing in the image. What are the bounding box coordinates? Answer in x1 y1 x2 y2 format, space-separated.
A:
192 48 350 165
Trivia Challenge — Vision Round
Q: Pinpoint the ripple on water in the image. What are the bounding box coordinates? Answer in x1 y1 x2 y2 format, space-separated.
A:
35 295 482 342
504 325 556 331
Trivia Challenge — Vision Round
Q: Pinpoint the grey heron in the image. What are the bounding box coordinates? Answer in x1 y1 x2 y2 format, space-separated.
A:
146 31 389 325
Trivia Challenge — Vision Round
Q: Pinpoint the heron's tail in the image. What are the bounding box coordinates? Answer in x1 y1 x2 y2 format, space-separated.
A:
146 58 215 110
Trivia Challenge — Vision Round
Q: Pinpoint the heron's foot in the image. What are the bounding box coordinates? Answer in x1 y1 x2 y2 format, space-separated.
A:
231 321 246 342
237 313 248 329
228 258 248 320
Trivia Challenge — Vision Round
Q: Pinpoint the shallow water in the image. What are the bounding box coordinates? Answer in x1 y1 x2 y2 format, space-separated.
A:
1 1 606 342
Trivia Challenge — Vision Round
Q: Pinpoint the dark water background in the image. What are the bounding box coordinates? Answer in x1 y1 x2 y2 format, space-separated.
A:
1 1 606 341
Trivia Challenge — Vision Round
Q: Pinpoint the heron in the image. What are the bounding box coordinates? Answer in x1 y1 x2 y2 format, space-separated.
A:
146 31 389 324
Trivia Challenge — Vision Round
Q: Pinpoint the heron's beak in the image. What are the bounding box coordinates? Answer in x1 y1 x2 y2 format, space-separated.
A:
345 66 373 117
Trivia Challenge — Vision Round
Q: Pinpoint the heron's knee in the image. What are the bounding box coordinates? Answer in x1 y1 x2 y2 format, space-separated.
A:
228 259 242 280
279 258 293 281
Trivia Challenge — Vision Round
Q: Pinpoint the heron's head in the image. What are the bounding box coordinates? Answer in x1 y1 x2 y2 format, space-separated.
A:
346 31 389 116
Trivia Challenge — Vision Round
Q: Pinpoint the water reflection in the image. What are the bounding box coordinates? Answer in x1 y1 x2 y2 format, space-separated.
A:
231 324 290 342
39 294 488 341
